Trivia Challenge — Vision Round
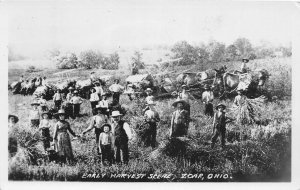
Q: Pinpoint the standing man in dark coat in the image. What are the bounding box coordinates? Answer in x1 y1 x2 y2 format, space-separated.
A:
170 99 189 138
111 111 132 164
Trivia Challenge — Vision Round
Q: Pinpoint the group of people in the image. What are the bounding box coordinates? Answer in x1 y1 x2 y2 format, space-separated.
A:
9 61 251 165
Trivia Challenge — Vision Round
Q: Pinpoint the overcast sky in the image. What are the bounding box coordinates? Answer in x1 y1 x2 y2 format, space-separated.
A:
5 0 297 57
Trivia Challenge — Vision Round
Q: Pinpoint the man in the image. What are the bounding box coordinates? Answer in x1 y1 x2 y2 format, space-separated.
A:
144 101 160 148
99 92 110 117
90 72 97 83
69 90 83 118
170 99 189 138
202 85 214 117
142 88 154 114
241 58 249 73
111 111 132 164
178 85 195 119
109 79 124 105
82 105 108 155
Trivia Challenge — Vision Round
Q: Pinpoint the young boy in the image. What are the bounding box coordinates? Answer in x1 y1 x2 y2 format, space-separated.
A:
53 90 63 110
202 85 214 117
99 93 110 117
144 101 160 148
39 111 52 152
70 90 83 118
90 88 100 115
30 100 41 128
211 103 233 149
99 123 114 165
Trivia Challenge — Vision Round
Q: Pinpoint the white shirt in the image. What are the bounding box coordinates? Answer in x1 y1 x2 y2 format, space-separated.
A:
111 121 132 140
90 115 107 129
39 119 52 129
66 93 73 103
99 100 109 108
42 79 48 86
144 109 160 122
94 86 104 95
70 96 83 104
99 132 113 145
53 93 62 101
90 92 100 102
179 92 190 104
145 95 154 104
202 91 214 104
109 84 124 93
30 109 40 120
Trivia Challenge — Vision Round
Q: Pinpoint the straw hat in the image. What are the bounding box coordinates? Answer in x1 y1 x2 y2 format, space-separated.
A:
242 58 249 62
8 114 19 123
181 85 188 89
145 88 153 92
54 109 66 116
31 100 40 106
41 111 51 117
111 111 123 117
215 103 226 110
172 99 187 107
101 123 111 131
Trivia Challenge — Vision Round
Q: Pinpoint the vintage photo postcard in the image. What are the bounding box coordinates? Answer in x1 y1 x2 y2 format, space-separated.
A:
2 0 300 188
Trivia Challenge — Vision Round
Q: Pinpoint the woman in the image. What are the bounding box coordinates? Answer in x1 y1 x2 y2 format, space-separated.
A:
53 109 80 163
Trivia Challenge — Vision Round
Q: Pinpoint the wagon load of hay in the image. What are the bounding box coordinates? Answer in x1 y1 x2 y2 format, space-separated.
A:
124 74 154 95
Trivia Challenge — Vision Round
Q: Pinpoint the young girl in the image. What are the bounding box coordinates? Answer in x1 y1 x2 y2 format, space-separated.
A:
90 88 100 115
30 100 41 128
53 89 63 110
99 124 114 165
39 111 52 152
53 109 80 163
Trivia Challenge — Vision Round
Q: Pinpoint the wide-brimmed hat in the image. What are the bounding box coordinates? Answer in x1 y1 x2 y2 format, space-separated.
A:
101 123 111 131
147 100 156 105
8 114 19 123
31 100 40 106
215 103 226 110
54 109 66 116
41 111 51 117
145 88 153 92
111 111 123 117
242 58 249 62
172 99 187 107
181 85 188 89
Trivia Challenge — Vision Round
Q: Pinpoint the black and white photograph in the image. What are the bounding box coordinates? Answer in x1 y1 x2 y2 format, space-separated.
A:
3 0 299 185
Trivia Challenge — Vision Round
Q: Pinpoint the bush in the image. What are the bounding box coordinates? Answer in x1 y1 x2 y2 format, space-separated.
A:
55 53 78 69
79 50 103 69
101 52 120 70
206 41 226 63
171 41 199 65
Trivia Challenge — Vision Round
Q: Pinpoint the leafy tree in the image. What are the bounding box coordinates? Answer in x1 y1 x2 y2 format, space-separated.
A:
233 38 253 57
171 41 199 65
131 51 145 69
102 52 120 70
225 44 238 61
206 41 226 63
79 50 103 69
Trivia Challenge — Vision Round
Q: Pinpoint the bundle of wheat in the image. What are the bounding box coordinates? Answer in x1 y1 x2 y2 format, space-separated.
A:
230 96 266 126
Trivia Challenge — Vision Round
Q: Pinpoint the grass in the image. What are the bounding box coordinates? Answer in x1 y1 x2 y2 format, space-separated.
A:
8 57 291 182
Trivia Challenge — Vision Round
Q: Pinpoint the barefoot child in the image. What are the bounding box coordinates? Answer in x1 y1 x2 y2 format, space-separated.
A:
99 124 114 165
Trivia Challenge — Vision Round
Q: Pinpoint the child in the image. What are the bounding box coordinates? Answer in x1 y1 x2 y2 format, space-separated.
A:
53 89 63 110
30 100 41 128
53 109 80 163
70 90 83 118
82 105 108 155
202 85 214 117
39 95 48 112
99 123 114 165
211 103 233 149
143 101 160 148
98 93 110 117
66 87 74 118
39 111 52 152
90 88 100 115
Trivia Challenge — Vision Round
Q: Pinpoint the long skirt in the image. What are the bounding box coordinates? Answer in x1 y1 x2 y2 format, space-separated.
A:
204 103 214 117
55 132 74 162
171 123 188 138
41 128 51 151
